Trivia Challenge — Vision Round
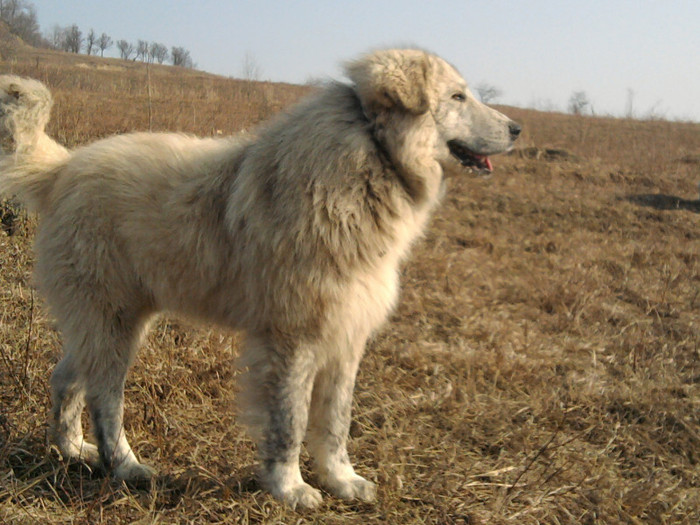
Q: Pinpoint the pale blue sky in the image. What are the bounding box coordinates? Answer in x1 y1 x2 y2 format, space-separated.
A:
30 1 700 121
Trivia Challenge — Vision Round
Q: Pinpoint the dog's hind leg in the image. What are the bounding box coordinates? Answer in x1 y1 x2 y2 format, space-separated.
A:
238 334 323 509
307 344 377 503
50 352 99 466
78 310 153 481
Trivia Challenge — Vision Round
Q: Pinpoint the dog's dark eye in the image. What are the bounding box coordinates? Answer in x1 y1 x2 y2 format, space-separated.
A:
452 93 466 102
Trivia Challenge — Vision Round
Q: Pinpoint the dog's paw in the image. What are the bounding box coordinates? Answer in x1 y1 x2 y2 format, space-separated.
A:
113 461 156 482
273 482 323 509
75 442 101 466
323 473 377 502
52 439 101 467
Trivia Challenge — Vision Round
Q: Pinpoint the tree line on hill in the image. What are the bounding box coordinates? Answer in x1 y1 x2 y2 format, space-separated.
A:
0 0 195 68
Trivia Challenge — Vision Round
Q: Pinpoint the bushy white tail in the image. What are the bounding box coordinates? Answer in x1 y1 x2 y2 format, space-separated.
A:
0 75 69 212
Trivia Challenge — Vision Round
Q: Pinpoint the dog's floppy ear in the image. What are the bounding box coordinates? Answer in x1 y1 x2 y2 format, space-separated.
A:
345 50 432 115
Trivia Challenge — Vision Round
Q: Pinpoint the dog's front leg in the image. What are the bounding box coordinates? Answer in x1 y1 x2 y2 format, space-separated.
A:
307 347 377 503
239 335 322 509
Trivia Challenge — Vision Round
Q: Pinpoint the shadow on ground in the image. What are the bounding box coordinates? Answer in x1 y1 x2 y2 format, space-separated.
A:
626 194 700 213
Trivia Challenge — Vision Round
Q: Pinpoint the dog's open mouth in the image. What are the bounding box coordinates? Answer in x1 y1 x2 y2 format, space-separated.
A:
447 140 493 173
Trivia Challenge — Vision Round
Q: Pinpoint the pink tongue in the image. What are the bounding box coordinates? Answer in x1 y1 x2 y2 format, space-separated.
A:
474 154 493 171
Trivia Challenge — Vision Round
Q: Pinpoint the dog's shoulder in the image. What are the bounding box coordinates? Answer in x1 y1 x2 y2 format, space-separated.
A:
259 82 391 188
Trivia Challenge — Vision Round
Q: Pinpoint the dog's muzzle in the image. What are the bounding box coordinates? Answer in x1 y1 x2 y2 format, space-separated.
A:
447 139 493 173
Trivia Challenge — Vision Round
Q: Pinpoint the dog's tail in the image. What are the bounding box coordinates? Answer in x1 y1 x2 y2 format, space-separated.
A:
0 75 69 212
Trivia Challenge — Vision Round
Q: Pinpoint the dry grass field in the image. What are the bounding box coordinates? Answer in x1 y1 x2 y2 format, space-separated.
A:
1 34 699 524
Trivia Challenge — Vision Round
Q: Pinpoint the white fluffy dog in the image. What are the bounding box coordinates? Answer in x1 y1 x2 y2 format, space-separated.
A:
0 49 520 508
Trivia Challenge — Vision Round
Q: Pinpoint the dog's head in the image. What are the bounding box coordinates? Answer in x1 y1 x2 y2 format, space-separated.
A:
345 49 521 175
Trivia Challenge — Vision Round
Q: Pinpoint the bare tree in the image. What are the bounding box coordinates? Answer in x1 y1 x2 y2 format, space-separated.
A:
136 39 149 61
0 0 41 45
241 51 262 81
49 25 75 53
46 24 66 49
625 88 635 119
85 28 97 55
475 82 503 104
116 39 134 60
63 24 82 53
643 99 666 121
97 33 112 57
568 91 590 115
171 46 193 68
149 42 168 64
0 0 20 20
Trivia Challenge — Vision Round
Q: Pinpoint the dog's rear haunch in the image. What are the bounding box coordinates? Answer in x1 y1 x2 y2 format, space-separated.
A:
0 49 520 509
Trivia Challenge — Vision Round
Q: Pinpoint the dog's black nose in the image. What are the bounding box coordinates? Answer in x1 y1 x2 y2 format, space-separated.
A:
509 122 522 140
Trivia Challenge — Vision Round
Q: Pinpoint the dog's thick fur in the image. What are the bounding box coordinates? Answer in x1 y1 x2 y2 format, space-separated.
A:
0 49 520 508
